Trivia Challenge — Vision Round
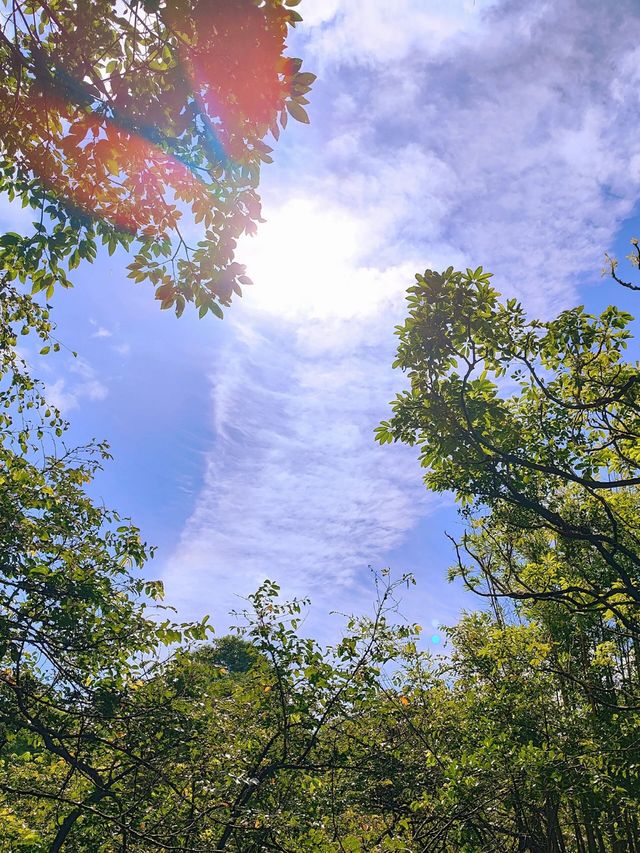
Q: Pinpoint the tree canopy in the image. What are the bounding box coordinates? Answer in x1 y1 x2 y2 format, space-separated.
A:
2 3 640 850
1 264 640 847
377 263 640 633
0 0 314 317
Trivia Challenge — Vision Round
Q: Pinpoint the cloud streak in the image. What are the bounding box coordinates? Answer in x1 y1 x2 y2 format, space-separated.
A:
162 198 440 630
45 357 108 413
162 0 640 633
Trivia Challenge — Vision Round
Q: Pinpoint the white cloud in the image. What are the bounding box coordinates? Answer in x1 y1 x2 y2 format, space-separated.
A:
163 0 640 632
299 0 640 313
161 196 441 632
301 0 500 67
45 357 108 413
89 319 116 340
91 325 112 339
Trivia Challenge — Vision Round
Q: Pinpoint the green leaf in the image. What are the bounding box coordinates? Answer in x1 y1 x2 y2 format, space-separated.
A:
286 101 310 124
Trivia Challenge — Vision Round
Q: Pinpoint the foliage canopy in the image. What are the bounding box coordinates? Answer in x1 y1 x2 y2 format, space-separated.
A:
0 0 314 317
1 261 640 848
1 3 640 843
377 262 640 632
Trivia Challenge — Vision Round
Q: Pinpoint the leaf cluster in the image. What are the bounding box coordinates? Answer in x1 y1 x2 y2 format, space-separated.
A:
0 0 316 317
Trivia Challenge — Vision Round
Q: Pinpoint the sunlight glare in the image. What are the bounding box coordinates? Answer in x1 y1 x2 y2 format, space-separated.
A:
239 197 402 323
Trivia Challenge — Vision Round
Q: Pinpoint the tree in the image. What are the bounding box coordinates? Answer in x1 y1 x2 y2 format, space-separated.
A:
376 258 640 634
385 606 640 852
142 575 424 852
371 250 640 849
0 0 314 317
0 276 211 849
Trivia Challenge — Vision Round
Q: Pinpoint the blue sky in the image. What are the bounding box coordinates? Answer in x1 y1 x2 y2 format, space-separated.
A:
4 0 640 642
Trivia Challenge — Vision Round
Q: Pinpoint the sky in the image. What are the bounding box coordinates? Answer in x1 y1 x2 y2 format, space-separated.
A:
4 0 640 643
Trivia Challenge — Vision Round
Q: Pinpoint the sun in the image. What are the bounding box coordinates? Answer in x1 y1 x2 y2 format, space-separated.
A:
238 195 414 327
238 196 368 321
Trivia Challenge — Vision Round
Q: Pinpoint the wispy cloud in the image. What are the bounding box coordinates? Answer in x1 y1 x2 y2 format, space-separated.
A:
161 198 443 630
91 325 112 339
162 0 640 631
306 0 640 309
302 0 500 67
45 357 108 413
112 342 131 357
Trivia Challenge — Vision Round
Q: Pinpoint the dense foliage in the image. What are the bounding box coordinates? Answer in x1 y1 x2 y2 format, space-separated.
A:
374 256 640 851
0 0 314 317
377 265 640 632
1 2 639 849
1 258 639 849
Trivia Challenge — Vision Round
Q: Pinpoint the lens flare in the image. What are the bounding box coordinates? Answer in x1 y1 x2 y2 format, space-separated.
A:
0 0 312 314
7 92 209 237
171 0 293 160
